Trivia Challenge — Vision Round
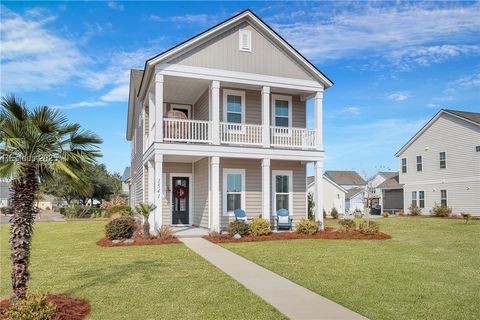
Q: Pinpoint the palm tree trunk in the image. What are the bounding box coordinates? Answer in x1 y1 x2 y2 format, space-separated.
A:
10 164 38 302
143 219 150 240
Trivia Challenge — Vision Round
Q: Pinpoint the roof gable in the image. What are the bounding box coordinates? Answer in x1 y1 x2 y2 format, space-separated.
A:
325 171 366 186
395 109 480 156
137 10 332 99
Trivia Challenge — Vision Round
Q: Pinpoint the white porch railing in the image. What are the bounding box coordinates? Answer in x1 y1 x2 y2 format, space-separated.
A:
220 122 263 146
270 126 317 149
163 118 211 143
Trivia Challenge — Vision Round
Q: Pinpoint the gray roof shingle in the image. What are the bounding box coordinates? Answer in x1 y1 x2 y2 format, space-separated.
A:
325 171 366 186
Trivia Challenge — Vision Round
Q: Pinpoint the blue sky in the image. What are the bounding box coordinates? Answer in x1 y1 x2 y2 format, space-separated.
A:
1 1 479 178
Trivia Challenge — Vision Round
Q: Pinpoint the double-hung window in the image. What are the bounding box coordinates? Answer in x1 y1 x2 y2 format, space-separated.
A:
271 95 292 132
439 152 446 169
440 190 447 206
223 89 245 126
272 170 293 215
412 191 417 207
416 156 423 172
223 169 245 216
419 191 425 208
401 158 407 173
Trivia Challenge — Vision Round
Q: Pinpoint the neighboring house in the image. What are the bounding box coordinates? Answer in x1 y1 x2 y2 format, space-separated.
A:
366 171 399 209
37 194 55 211
377 173 404 214
121 167 131 200
126 10 333 232
395 109 480 216
0 179 11 208
307 175 347 215
324 170 366 213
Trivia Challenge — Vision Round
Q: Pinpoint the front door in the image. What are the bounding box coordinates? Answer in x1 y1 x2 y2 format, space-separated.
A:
171 177 189 224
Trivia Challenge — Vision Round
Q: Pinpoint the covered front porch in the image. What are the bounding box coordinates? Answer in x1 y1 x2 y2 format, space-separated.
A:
143 154 325 232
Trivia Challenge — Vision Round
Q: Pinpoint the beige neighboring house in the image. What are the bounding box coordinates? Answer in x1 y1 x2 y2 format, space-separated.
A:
324 170 366 213
126 10 333 231
395 109 480 216
307 175 347 216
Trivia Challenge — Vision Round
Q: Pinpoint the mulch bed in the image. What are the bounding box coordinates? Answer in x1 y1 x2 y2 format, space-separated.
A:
0 294 90 320
96 237 181 247
204 228 391 243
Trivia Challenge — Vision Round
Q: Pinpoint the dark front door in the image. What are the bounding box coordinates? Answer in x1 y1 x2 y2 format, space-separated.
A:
172 177 189 224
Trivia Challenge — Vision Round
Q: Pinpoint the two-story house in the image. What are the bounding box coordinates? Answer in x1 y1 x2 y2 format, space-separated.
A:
395 109 480 216
126 10 333 232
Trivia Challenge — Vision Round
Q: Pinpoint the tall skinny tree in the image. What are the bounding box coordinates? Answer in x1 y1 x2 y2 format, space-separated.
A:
0 96 102 301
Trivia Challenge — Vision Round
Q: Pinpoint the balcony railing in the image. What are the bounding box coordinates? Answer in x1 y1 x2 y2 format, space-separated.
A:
270 126 316 149
220 122 263 146
161 119 317 149
163 118 211 143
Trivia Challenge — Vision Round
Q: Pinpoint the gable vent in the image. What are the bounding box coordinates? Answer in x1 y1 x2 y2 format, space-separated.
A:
239 29 252 52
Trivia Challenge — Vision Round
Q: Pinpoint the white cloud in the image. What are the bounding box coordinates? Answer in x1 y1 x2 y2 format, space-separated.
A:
148 13 219 25
107 1 124 11
341 107 362 115
387 91 411 101
451 71 480 90
271 3 480 66
0 7 88 91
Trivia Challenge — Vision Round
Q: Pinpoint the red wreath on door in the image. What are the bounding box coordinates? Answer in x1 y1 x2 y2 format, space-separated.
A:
173 185 188 200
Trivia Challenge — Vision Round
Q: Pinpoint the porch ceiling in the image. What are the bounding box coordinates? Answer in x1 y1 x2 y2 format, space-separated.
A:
164 76 209 105
164 154 205 163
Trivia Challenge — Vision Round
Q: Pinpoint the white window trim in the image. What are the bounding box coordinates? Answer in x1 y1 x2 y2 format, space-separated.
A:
418 191 425 208
271 94 292 128
411 191 417 207
223 168 246 217
272 170 293 216
239 29 252 52
439 151 447 169
440 189 448 206
169 104 192 119
401 158 407 173
416 155 423 172
222 89 246 124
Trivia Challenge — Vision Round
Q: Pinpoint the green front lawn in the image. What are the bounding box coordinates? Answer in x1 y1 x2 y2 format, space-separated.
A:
223 217 480 320
0 221 284 320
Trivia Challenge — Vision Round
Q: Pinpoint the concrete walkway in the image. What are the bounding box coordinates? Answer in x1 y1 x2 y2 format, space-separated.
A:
181 237 366 320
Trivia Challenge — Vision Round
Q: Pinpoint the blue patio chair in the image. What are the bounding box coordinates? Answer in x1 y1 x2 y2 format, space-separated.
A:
234 208 248 222
276 209 293 230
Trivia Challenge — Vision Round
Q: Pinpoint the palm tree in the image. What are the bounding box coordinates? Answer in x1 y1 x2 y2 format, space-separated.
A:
0 95 102 301
134 203 156 239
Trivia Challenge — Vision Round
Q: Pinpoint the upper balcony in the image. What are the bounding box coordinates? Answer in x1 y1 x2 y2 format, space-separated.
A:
142 72 324 152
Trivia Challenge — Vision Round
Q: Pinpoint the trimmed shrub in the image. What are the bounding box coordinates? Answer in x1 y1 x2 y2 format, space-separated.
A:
3 292 56 320
106 205 132 217
157 225 175 240
249 217 270 236
105 217 136 240
228 220 250 236
353 209 363 219
295 218 320 234
1 206 13 216
330 208 339 219
382 211 389 218
409 205 422 216
358 220 379 235
338 219 356 232
432 203 452 217
60 204 77 218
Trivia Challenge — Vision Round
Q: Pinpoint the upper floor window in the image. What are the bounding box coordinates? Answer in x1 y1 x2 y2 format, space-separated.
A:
440 190 447 206
419 191 425 208
239 29 252 52
411 191 417 207
439 152 446 169
271 95 292 128
416 155 423 172
401 158 407 173
223 89 245 124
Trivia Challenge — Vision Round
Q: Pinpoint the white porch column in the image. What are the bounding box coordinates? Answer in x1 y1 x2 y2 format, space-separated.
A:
154 73 164 142
151 154 163 233
147 160 155 204
148 91 155 147
262 158 271 222
210 156 220 231
314 161 324 230
210 81 220 145
314 89 324 150
261 86 270 148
